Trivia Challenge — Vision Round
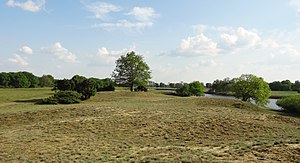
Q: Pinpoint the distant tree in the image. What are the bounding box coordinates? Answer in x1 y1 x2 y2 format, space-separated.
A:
281 80 292 91
39 75 55 87
77 79 97 100
176 84 191 96
189 81 205 96
176 81 205 97
0 72 11 87
10 72 31 88
56 79 75 91
159 82 167 87
209 78 235 93
21 72 39 88
112 51 151 91
71 75 87 92
233 74 271 106
205 83 212 88
292 80 300 92
169 83 175 88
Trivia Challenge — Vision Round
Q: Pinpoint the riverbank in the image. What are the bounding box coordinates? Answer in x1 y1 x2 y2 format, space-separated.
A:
205 91 299 99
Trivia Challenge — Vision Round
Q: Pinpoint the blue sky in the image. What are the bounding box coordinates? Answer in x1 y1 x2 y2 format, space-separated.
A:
1 0 300 83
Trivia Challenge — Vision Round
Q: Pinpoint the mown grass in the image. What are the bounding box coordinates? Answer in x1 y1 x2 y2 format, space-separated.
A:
0 88 299 162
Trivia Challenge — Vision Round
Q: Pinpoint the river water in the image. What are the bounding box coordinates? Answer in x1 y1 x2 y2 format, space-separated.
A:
204 93 282 110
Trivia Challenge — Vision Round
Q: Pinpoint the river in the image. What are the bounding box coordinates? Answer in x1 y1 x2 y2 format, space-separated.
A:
204 93 282 110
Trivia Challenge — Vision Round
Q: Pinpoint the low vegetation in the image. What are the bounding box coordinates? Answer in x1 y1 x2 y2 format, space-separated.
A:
176 81 205 96
0 88 299 162
42 91 82 104
277 95 300 114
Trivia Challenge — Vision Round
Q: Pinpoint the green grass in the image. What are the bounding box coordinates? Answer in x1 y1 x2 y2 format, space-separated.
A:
271 91 299 99
0 88 299 162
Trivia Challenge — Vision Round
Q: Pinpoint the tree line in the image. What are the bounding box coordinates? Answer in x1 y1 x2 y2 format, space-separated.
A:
0 72 55 88
207 78 300 93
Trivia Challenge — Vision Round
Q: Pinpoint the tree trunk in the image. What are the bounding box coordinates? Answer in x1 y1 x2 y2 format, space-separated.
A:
130 82 134 92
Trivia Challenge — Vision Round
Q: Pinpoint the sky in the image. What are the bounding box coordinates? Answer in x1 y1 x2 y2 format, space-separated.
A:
1 0 300 83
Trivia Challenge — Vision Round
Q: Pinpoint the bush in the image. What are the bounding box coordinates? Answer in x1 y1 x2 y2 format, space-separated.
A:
135 85 148 92
176 84 191 97
176 81 205 97
276 95 300 114
42 91 82 104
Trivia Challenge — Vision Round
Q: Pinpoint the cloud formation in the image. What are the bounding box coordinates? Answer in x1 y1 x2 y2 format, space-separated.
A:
180 33 220 56
19 46 33 55
8 54 29 66
41 42 77 63
83 2 159 31
127 7 158 22
97 46 135 64
7 0 45 12
82 1 121 20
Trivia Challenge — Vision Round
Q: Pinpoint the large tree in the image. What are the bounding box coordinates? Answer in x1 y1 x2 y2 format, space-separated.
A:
112 51 151 91
233 74 271 106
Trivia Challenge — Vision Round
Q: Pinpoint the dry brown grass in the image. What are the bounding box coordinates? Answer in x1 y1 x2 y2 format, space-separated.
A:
0 89 299 162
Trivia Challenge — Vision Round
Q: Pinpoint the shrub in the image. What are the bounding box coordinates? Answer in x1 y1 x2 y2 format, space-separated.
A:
189 81 205 96
176 81 205 97
276 95 300 114
42 91 82 104
135 85 148 92
176 84 191 97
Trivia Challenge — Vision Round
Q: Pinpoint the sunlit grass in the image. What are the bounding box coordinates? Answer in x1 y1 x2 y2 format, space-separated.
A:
0 88 299 162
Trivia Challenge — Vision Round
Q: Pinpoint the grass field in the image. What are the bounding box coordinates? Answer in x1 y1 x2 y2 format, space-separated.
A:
0 88 299 162
271 91 299 99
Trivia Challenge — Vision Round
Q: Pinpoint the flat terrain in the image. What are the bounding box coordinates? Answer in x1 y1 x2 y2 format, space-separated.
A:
271 91 299 99
0 88 299 162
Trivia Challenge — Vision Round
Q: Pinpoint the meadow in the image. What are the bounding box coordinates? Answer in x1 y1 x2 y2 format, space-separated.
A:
0 88 299 162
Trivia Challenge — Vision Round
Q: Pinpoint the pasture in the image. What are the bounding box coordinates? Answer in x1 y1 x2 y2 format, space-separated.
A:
0 88 299 162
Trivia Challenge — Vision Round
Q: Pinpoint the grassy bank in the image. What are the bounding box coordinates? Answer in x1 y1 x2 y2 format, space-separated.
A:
270 91 299 99
0 89 299 162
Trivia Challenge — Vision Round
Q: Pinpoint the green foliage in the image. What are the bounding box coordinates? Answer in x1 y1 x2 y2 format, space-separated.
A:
39 75 55 87
55 79 75 91
189 81 205 96
10 72 31 88
276 95 300 114
176 84 191 96
77 79 97 100
91 78 115 92
42 91 82 104
233 74 271 106
176 81 205 97
112 51 151 92
209 77 235 94
269 80 293 91
134 85 148 92
0 72 11 87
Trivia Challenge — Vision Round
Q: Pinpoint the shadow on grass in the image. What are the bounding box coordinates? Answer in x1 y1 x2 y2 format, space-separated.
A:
14 99 43 104
271 109 300 118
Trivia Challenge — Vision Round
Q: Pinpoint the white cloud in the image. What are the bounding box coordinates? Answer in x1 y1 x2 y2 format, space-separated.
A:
41 42 77 63
82 1 121 20
179 33 220 56
290 0 300 9
19 46 33 55
219 27 261 52
7 0 45 12
97 46 135 64
88 5 159 31
8 54 29 66
127 7 158 22
94 20 153 30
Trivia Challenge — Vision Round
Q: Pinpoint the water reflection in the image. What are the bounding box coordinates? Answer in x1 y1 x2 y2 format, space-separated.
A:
204 93 282 110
